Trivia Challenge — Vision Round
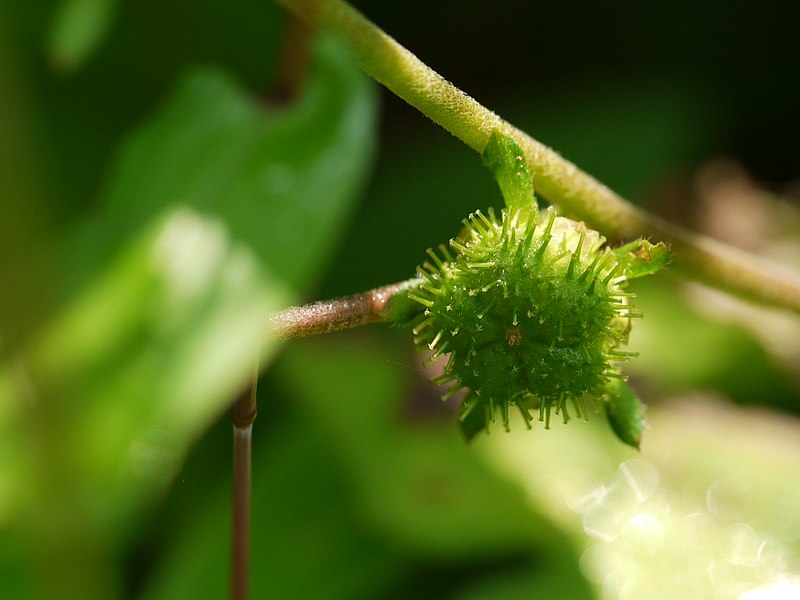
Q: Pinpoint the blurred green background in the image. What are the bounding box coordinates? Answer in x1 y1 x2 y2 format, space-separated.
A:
2 1 800 598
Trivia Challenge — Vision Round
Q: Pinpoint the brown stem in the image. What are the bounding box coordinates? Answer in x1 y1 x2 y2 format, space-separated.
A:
269 11 313 105
269 279 418 339
230 362 258 600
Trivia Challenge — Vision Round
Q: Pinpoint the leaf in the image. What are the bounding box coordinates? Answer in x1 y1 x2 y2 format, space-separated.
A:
482 131 537 213
611 239 670 280
96 35 376 292
628 279 797 407
4 32 377 558
603 380 647 449
48 0 119 72
274 338 547 558
140 418 406 600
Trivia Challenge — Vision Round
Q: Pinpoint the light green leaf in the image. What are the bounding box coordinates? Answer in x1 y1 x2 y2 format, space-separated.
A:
97 36 376 291
48 0 119 72
604 380 647 449
2 33 377 587
611 239 670 280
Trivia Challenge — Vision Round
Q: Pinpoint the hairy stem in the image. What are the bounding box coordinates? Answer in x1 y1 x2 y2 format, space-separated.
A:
274 0 800 314
269 279 418 339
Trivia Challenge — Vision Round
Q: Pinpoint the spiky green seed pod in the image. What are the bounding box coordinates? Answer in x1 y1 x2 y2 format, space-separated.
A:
384 132 668 445
408 205 653 440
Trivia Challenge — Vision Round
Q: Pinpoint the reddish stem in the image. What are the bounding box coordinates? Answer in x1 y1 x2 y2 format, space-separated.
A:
231 365 258 600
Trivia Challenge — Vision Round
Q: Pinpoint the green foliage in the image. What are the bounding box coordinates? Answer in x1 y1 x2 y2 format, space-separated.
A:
140 336 587 599
1 33 376 598
69 36 375 292
48 0 119 72
3 2 799 599
603 380 647 449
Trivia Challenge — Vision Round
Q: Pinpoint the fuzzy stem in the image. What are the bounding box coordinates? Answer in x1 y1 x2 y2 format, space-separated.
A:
269 279 418 339
273 0 800 314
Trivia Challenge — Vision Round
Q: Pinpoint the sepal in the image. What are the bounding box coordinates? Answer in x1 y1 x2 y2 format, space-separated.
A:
603 380 647 449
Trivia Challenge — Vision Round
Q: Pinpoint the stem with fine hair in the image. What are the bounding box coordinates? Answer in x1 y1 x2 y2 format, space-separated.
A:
273 0 800 315
269 279 418 339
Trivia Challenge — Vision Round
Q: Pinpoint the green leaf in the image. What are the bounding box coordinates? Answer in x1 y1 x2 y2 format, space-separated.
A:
3 33 377 583
63 30 372 466
628 279 797 407
141 418 406 600
275 338 547 558
604 380 647 449
611 239 670 280
97 36 375 292
48 0 119 72
482 131 537 213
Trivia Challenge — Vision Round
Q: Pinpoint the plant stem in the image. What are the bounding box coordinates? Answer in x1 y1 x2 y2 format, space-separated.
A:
269 11 313 104
269 279 418 339
230 362 258 600
273 0 800 314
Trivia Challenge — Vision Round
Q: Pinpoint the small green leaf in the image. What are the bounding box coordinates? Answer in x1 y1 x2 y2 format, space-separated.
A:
611 239 670 280
604 380 647 449
482 131 537 213
48 0 119 72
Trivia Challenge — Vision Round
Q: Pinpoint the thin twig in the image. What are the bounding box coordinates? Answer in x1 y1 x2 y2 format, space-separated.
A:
230 361 258 600
229 13 316 598
269 11 313 105
273 0 800 314
269 279 418 339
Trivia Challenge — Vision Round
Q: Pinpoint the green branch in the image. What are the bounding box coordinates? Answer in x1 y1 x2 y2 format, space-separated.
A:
274 0 800 314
